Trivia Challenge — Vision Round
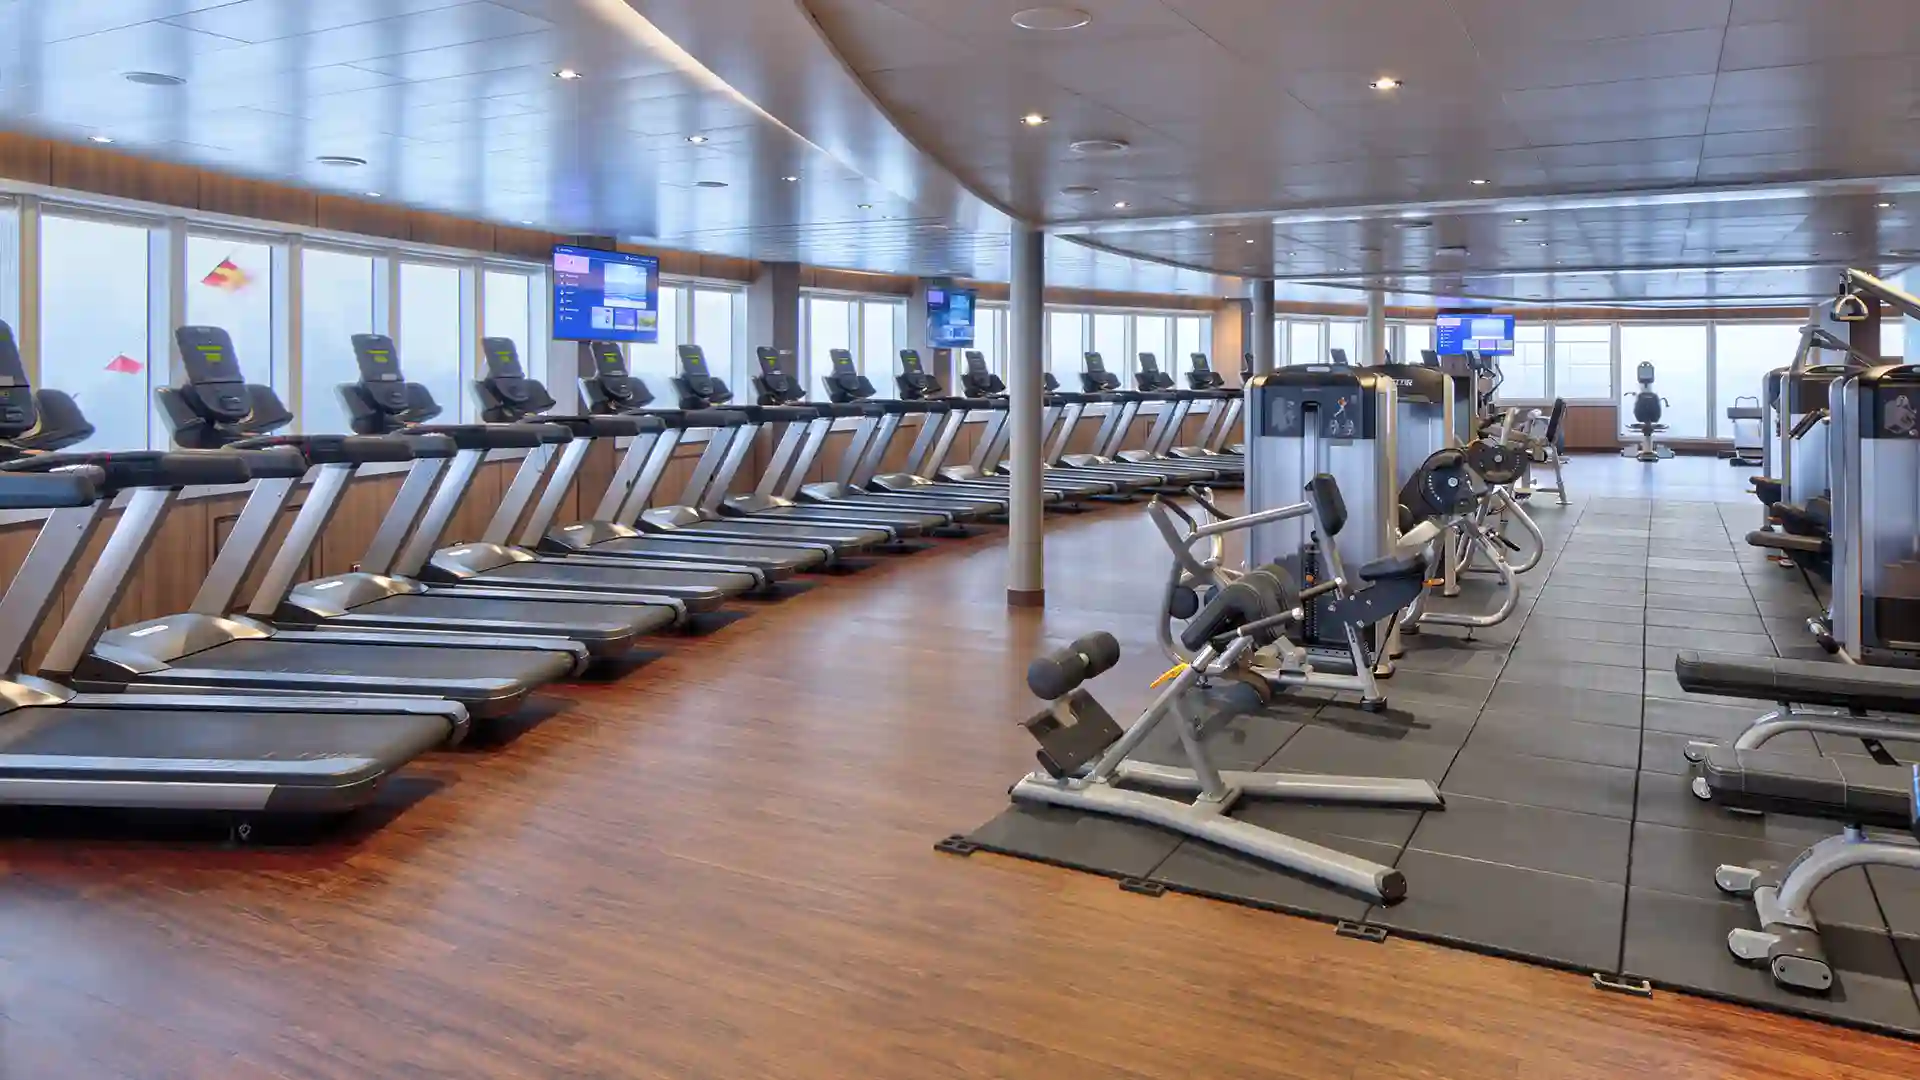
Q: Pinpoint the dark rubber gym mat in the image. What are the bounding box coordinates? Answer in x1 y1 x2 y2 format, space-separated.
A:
1621 888 1920 1036
1627 822 1887 928
1644 607 1771 634
1644 668 1758 708
1131 711 1303 773
1870 866 1920 940
1407 794 1631 883
1633 774 1843 846
966 800 1185 878
1498 661 1647 696
1483 680 1644 729
1308 700 1479 750
1645 626 1777 656
1269 725 1462 784
1640 730 1698 775
1509 638 1647 671
1368 850 1625 973
1518 616 1647 644
1390 637 1511 679
1640 698 1768 740
1369 668 1495 709
1645 593 1761 616
1466 711 1641 769
1537 585 1648 609
1528 599 1645 624
1147 835 1390 922
1441 748 1638 819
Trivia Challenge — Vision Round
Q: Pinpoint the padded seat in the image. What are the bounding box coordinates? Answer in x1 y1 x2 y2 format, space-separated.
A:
1357 550 1427 581
1701 745 1915 824
1675 652 1920 713
1746 529 1827 554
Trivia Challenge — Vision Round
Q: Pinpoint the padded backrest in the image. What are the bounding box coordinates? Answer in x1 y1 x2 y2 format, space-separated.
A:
1633 391 1663 424
899 349 938 390
0 320 36 437
1306 474 1346 538
480 336 555 414
1179 572 1287 651
1545 398 1567 442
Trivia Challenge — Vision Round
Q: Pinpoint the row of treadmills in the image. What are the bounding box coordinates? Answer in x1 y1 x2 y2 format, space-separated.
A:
0 321 1241 827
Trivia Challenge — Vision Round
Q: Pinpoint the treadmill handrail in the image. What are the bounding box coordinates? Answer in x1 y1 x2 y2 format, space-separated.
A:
0 449 251 490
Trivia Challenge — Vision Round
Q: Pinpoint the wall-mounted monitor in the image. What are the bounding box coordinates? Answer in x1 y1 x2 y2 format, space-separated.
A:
551 244 660 343
1434 312 1515 356
926 286 976 348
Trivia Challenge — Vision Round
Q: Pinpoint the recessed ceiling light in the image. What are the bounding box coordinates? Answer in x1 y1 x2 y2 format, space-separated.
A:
124 71 185 86
686 134 709 144
782 175 799 182
519 219 534 225
315 155 367 167
930 223 950 230
87 134 114 144
1113 200 1129 209
1832 230 1851 236
365 191 383 199
1021 113 1049 127
1397 220 1432 230
1537 241 1549 247
858 203 873 209
1511 216 1530 224
1369 77 1402 91
695 180 729 188
1011 6 1092 30
1244 238 1256 244
554 68 584 80
1715 247 1739 255
1469 178 1490 186
1070 138 1130 156
1060 184 1099 196
1877 201 1895 209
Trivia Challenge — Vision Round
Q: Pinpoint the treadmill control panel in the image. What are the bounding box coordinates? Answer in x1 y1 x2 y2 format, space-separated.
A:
900 350 924 376
588 340 629 378
350 334 412 413
481 336 524 378
1138 352 1160 375
678 344 710 378
0 321 34 433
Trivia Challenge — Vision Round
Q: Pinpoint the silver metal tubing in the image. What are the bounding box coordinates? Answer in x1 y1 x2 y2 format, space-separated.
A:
615 429 681 525
249 464 355 615
41 487 177 679
522 438 593 546
394 449 485 577
359 458 446 576
483 442 556 545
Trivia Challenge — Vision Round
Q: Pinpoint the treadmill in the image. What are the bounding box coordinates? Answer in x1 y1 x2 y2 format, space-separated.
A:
895 349 1116 500
1073 353 1222 482
1034 372 1180 490
160 326 681 655
576 342 954 537
941 352 1153 497
338 334 771 602
1133 352 1242 478
1184 352 1244 460
804 349 1019 514
0 459 467 816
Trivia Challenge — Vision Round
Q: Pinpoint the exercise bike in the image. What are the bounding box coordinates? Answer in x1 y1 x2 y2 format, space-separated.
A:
1622 361 1674 461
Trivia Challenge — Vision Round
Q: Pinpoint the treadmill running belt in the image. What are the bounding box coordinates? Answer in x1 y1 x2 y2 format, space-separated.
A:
355 593 676 635
182 639 569 684
586 536 818 571
477 561 754 595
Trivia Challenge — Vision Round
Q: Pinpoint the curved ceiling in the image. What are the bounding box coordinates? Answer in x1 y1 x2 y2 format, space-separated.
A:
801 0 1920 304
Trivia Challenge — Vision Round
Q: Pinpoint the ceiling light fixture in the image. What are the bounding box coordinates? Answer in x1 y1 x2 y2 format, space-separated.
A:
124 71 185 86
1469 178 1490 186
1511 216 1529 224
365 191 383 198
315 155 367 167
695 180 729 188
1113 200 1130 209
519 219 534 225
1878 201 1895 209
554 68 584 80
686 134 709 144
1011 6 1092 30
1537 241 1549 247
858 203 873 209
1060 184 1099 196
782 175 799 182
1368 77 1401 91
87 134 114 144
1069 138 1130 156
1021 113 1049 127
1832 230 1851 236
1245 238 1256 244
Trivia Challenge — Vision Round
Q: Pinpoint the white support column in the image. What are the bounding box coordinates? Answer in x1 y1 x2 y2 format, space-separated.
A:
1366 288 1387 366
1007 223 1045 607
1249 279 1275 375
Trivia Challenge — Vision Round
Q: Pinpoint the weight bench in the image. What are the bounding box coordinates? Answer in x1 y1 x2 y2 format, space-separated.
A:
1672 651 1920 992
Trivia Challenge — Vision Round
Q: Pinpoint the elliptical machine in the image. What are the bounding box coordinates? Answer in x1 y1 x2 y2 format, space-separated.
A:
1622 362 1674 461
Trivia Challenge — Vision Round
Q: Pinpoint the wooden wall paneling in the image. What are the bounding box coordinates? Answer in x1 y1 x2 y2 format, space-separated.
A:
696 255 757 283
1211 304 1245 374
314 196 414 243
48 144 201 207
652 249 705 277
0 132 53 185
410 212 495 252
197 174 318 227
494 225 563 260
315 474 403 577
0 524 52 670
1560 405 1623 451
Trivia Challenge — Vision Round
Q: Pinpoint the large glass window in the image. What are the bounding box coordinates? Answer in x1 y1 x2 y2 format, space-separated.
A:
399 262 465 420
298 248 375 434
691 287 737 386
1048 311 1088 385
861 300 900 395
976 305 1007 376
1884 319 1907 361
1135 315 1171 377
1619 324 1709 439
1713 323 1802 439
1402 322 1433 362
483 268 537 385
1496 324 1549 402
628 284 683 389
1327 320 1360 365
1090 313 1127 384
1289 321 1322 366
804 296 852 392
41 215 153 450
1175 315 1206 368
188 234 276 388
1549 324 1612 401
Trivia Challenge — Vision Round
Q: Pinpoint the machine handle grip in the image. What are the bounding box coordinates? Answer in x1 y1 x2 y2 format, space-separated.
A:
1027 632 1121 700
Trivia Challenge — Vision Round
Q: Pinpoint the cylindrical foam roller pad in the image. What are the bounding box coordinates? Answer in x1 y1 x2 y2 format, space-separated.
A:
1026 631 1122 699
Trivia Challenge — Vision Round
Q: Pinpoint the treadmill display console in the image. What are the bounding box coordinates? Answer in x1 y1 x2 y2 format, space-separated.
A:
1084 352 1107 374
481 336 525 378
0 321 33 431
900 350 924 375
677 344 710 378
352 335 405 382
1139 353 1160 374
588 340 629 377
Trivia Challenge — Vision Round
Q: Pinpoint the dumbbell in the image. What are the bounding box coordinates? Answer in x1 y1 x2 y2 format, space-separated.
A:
1027 631 1121 700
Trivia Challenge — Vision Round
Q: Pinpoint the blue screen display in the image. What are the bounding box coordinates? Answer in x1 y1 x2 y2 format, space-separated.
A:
1435 313 1515 356
927 287 976 348
552 245 660 343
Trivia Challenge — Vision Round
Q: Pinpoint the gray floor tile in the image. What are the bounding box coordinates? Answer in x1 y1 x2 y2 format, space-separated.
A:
1499 661 1646 696
1531 600 1646 624
1270 725 1462 785
1441 748 1639 819
1467 711 1642 769
1409 794 1631 883
1149 833 1388 919
968 804 1184 879
1644 608 1771 635
1646 593 1760 616
1640 697 1766 740
1519 616 1646 645
1645 625 1778 657
1391 636 1512 679
1632 770 1841 845
1510 638 1647 671
1371 850 1625 973
1484 682 1644 729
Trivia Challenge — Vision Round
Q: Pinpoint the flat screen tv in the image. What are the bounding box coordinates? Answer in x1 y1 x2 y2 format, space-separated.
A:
551 244 660 343
1434 312 1515 356
927 286 976 348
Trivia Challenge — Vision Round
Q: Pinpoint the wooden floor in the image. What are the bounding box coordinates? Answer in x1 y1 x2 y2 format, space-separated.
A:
3 456 1916 1079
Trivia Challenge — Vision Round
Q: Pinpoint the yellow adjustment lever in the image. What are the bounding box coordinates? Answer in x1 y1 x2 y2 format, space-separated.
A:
1149 663 1189 689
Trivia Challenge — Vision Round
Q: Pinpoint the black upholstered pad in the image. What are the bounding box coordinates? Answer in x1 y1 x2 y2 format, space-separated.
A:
1675 652 1920 713
1746 529 1827 554
1358 550 1426 581
1700 746 1916 823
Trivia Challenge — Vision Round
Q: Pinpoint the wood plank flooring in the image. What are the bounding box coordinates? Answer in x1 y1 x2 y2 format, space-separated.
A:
0 455 1914 1078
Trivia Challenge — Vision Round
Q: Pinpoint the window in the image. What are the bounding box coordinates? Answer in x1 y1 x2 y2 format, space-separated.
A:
187 234 276 388
1402 322 1433 362
298 248 375 434
1091 313 1127 383
1619 324 1709 439
627 284 683 388
1327 320 1360 365
40 215 154 450
1175 315 1206 366
804 296 852 392
1135 315 1171 376
1884 319 1907 361
399 262 465 420
691 287 737 386
860 299 899 394
1549 324 1611 401
0 199 18 333
1289 321 1322 366
1048 310 1088 384
483 268 538 386
1713 323 1802 439
976 305 1007 376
